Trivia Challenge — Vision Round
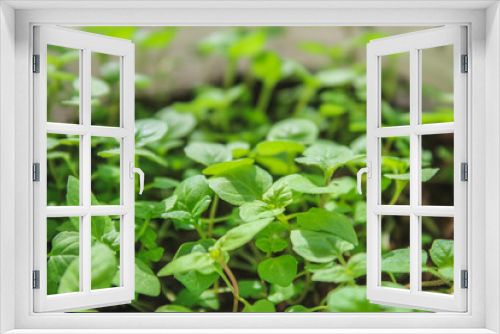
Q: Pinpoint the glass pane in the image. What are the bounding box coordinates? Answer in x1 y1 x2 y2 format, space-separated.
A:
91 136 121 205
47 45 80 124
91 52 121 127
47 134 80 206
380 215 410 289
421 216 454 295
421 45 454 124
381 52 410 127
91 216 121 290
381 136 410 205
47 216 80 295
421 133 454 206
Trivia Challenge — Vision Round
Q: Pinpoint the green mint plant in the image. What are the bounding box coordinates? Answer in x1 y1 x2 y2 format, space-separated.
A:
45 27 456 312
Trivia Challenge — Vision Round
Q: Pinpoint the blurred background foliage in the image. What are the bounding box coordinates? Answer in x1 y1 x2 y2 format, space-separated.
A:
45 26 456 313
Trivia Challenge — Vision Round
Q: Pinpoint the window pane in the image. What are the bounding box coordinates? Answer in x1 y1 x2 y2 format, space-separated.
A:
47 45 80 124
91 216 121 290
91 52 121 127
381 136 410 205
47 216 80 295
91 136 121 205
380 215 410 289
421 133 454 206
421 216 454 295
421 45 454 124
380 52 410 127
47 134 80 206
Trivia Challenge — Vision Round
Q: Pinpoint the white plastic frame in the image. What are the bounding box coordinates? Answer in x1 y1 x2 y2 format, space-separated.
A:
366 26 467 312
32 26 135 312
2 3 495 334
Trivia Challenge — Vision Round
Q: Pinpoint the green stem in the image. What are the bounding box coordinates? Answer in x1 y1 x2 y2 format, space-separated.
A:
389 180 408 205
292 262 311 305
207 194 219 238
221 261 240 312
256 82 275 113
200 214 233 224
284 213 300 221
195 223 207 240
224 58 237 89
136 217 150 241
293 85 316 115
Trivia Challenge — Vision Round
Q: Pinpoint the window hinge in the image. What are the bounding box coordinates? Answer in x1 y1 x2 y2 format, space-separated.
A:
33 54 40 73
33 163 40 182
33 270 40 289
461 162 468 181
461 270 468 289
461 54 468 73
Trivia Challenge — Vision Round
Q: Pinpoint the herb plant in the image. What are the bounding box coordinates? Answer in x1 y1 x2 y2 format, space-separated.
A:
45 27 456 312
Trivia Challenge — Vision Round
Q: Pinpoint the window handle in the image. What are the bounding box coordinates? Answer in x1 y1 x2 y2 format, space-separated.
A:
357 162 371 195
129 162 144 195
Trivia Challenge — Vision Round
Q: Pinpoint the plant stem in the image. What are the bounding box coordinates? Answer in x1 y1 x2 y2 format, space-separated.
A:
200 214 233 224
293 85 316 115
136 217 150 240
208 194 219 238
224 58 237 89
221 261 240 312
256 82 275 113
195 223 207 239
292 262 311 305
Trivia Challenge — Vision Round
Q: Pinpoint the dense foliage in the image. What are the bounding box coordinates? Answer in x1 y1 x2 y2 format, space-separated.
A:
45 27 455 313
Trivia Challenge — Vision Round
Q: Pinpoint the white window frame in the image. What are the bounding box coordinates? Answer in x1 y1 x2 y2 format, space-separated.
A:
366 26 467 312
1 2 499 333
33 26 136 312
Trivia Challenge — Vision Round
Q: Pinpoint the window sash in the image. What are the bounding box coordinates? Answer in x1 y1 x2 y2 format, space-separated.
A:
366 26 467 312
33 26 135 313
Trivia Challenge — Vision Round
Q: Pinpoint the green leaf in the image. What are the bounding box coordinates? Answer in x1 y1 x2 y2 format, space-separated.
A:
267 119 318 145
137 27 177 49
172 240 219 295
227 141 250 158
49 231 79 256
243 299 276 312
285 305 313 312
296 142 363 176
229 30 266 59
285 174 336 194
135 258 161 296
239 200 284 222
429 239 454 268
258 255 298 287
157 107 197 140
255 237 289 253
316 68 357 87
268 283 295 304
353 201 367 225
327 286 380 312
290 230 354 263
251 52 282 87
381 248 428 273
384 168 439 182
202 158 255 176
135 119 168 147
239 280 265 299
185 142 232 167
90 243 118 290
297 208 358 246
170 175 212 221
208 165 273 206
155 305 191 312
310 253 366 283
215 218 273 251
256 141 305 156
262 180 293 208
149 177 179 190
157 252 215 276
